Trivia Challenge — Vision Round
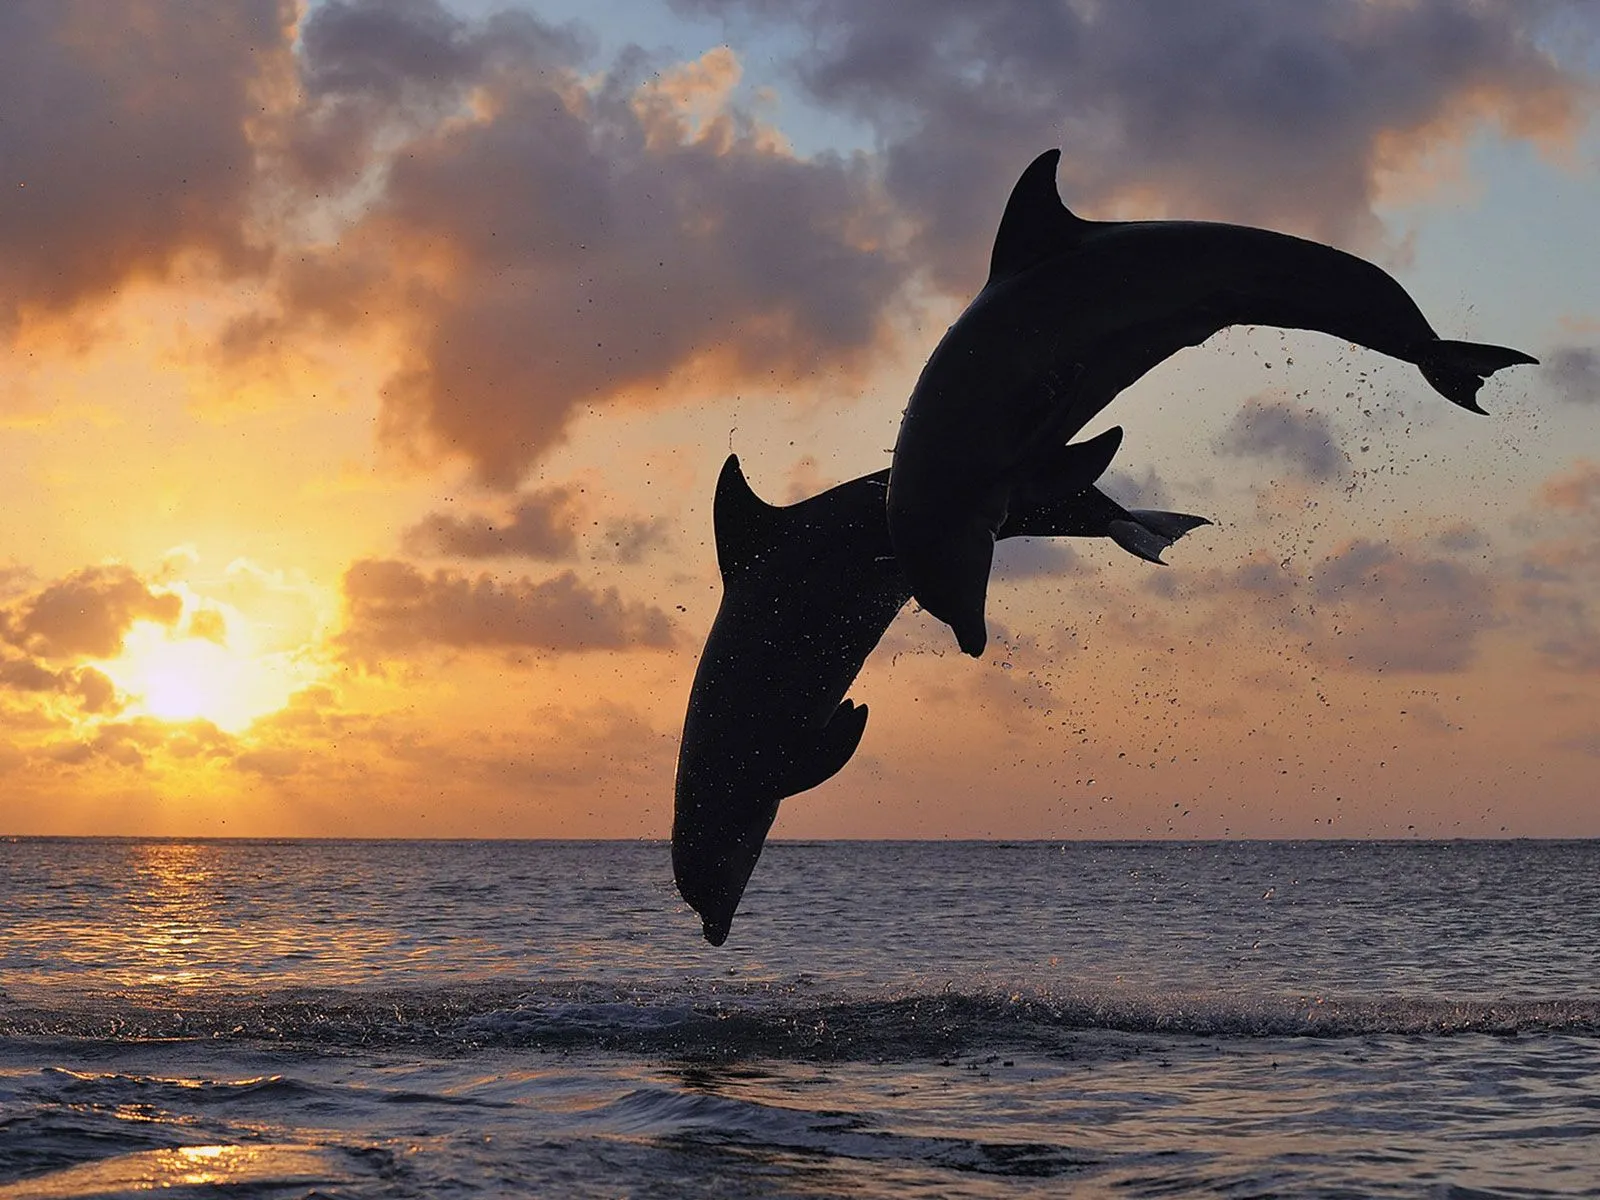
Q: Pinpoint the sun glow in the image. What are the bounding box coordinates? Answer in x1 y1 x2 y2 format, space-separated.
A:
101 617 312 733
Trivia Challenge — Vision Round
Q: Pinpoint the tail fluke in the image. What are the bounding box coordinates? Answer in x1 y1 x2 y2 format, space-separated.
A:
1418 340 1538 414
1109 510 1211 564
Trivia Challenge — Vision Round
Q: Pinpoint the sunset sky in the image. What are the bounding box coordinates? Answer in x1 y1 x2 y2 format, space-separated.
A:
1 0 1597 839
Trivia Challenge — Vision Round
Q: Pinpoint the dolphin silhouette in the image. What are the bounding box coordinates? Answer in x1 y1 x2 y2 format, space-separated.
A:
887 148 1539 657
673 426 1208 944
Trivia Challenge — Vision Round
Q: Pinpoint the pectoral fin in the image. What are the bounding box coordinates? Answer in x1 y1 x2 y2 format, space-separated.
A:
778 699 870 799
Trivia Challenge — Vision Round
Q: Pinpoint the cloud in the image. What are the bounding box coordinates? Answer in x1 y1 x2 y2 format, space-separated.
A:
1539 460 1600 515
1099 465 1172 510
338 558 676 660
601 516 674 564
1308 538 1495 671
1217 398 1345 481
0 2 293 325
0 653 117 717
679 0 1590 287
46 718 234 773
7 0 1586 498
402 487 674 564
1541 345 1600 405
402 487 582 560
1433 522 1489 553
1518 461 1600 668
1 566 181 660
235 747 304 779
248 0 908 486
992 539 1087 582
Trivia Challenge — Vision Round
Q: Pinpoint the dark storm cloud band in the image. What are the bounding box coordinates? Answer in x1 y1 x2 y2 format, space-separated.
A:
0 0 1592 490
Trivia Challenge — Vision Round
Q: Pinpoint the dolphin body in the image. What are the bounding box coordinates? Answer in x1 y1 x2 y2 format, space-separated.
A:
673 426 1208 945
887 149 1540 657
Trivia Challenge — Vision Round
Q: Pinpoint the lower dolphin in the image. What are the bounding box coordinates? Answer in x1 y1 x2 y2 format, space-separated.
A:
672 426 1208 945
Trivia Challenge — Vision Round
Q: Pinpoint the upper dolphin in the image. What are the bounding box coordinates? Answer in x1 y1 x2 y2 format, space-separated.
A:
673 426 1208 945
886 148 1539 658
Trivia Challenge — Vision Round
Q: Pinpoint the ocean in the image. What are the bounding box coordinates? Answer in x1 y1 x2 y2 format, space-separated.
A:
1 837 1597 1198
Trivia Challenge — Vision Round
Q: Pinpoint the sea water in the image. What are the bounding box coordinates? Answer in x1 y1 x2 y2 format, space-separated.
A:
1 838 1597 1197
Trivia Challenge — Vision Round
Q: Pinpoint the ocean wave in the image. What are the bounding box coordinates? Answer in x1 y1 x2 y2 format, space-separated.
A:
590 1086 1096 1179
3 982 1597 1060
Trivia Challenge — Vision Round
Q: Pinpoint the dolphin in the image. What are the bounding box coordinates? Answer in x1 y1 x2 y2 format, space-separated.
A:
673 426 1208 945
887 148 1540 657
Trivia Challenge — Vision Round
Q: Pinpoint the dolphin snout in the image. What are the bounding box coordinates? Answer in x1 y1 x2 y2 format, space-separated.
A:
892 517 996 658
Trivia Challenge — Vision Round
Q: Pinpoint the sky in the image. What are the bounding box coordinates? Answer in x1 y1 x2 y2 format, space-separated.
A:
1 0 1597 840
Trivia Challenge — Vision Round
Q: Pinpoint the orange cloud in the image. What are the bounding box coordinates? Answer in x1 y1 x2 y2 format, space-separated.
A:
1 565 181 660
1307 539 1497 673
338 558 676 661
401 486 582 560
241 5 908 487
0 2 293 327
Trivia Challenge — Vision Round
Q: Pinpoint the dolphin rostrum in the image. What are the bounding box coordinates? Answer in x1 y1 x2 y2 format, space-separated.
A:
887 148 1539 657
673 426 1208 945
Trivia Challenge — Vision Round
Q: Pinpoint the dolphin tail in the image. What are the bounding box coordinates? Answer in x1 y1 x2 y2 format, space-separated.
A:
1109 510 1212 564
1417 340 1538 414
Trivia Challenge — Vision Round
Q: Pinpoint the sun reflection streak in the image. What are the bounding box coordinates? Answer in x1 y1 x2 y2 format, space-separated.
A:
122 841 227 987
3 1143 349 1195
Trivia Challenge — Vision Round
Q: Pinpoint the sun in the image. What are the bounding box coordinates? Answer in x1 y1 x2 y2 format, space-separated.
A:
101 617 310 734
136 636 237 722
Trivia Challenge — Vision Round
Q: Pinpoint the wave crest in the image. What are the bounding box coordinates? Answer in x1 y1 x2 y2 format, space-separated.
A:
4 983 1597 1058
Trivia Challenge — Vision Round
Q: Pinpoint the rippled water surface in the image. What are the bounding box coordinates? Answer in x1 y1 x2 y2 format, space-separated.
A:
2 838 1597 1197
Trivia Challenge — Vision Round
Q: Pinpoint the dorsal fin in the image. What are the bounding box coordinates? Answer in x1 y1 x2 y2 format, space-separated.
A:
712 454 783 576
1047 425 1123 488
987 149 1090 283
1012 426 1124 509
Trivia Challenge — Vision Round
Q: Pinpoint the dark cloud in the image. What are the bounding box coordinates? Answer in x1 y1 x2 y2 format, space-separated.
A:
679 0 1587 287
339 558 676 660
1433 523 1490 553
284 0 591 191
991 540 1086 582
1217 398 1345 481
0 656 58 694
601 516 673 564
0 1 292 324
1 566 182 660
402 487 673 563
402 487 582 560
1517 575 1600 671
1556 729 1600 758
0 651 118 714
254 0 907 486
1541 345 1600 405
1309 538 1495 672
1099 466 1172 510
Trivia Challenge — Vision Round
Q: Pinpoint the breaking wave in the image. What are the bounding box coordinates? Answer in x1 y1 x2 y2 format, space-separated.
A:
5 982 1597 1059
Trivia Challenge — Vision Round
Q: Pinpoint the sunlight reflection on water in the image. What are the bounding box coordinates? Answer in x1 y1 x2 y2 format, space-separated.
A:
0 1143 353 1199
